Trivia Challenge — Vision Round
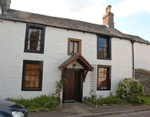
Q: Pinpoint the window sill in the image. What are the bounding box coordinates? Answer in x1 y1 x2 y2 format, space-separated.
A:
68 52 81 55
24 50 44 54
21 88 42 91
97 57 111 60
97 88 110 91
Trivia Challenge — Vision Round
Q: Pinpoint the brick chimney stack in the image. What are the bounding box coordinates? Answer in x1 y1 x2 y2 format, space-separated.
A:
0 0 11 13
103 5 114 28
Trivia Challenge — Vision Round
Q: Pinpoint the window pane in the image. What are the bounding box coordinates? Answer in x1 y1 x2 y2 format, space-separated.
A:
98 78 101 87
24 82 30 88
24 63 41 89
74 42 78 53
35 82 39 87
30 82 34 87
37 41 41 46
37 45 41 51
28 28 42 51
98 67 109 89
37 29 42 40
98 37 108 58
29 28 34 35
98 48 103 52
99 68 102 72
25 76 30 81
69 42 73 53
99 38 106 47
30 41 38 50
104 48 107 57
102 39 107 47
98 48 104 57
35 76 39 81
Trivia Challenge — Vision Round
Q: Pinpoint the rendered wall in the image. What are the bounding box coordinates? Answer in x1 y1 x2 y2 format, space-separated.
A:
0 20 133 100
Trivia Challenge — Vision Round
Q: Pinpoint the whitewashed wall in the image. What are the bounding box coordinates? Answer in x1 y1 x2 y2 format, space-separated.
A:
95 38 133 98
0 20 133 100
134 42 150 70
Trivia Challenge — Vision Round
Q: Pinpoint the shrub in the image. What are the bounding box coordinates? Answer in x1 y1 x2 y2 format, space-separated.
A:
116 78 145 103
127 94 145 104
84 96 125 105
10 95 60 112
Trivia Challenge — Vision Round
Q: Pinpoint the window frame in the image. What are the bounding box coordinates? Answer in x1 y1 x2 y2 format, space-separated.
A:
68 38 82 55
21 60 43 91
97 65 111 91
24 24 45 54
97 35 111 60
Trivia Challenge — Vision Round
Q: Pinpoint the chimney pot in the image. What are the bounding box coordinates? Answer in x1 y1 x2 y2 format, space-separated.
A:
106 5 111 13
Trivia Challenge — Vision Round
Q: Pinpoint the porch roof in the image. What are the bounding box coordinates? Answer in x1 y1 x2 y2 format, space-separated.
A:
59 53 94 71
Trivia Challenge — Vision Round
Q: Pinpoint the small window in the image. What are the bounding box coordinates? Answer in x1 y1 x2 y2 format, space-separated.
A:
97 65 111 90
68 38 82 55
24 24 45 54
97 36 111 60
22 60 43 91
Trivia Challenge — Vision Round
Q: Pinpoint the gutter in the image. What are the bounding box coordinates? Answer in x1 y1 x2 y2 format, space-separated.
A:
130 40 135 78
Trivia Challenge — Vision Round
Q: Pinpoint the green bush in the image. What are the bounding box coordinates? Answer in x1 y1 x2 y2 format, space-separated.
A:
116 78 145 103
127 94 145 104
84 96 125 105
9 95 60 112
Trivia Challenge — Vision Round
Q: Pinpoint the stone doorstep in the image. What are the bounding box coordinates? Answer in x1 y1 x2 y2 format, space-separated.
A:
67 107 150 117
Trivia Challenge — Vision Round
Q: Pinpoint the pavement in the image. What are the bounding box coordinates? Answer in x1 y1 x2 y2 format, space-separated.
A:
99 110 150 117
28 102 150 117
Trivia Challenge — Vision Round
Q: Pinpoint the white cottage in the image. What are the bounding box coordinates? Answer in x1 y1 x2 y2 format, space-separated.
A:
0 0 150 102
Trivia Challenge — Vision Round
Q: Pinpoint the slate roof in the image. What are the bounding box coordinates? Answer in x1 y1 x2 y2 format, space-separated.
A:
125 34 149 44
0 9 149 44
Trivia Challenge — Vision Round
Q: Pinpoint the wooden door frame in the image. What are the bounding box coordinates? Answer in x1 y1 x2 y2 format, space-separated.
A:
62 68 83 103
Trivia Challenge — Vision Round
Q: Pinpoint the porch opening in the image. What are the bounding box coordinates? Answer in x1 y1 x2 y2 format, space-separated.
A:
59 53 94 103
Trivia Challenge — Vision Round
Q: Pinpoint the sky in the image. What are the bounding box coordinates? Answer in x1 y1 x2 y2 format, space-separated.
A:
11 0 150 41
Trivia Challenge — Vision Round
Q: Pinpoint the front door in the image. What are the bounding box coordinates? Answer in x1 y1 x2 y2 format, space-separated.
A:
64 71 76 101
63 70 83 102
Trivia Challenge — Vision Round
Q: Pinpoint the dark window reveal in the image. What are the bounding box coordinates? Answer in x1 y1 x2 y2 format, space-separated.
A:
97 36 111 60
97 65 111 90
22 60 43 91
24 24 45 54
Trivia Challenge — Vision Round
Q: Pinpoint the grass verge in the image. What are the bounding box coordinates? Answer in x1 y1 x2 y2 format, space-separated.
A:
144 95 150 104
9 95 61 113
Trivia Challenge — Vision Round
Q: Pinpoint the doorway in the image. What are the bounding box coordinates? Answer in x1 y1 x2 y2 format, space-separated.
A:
63 69 83 103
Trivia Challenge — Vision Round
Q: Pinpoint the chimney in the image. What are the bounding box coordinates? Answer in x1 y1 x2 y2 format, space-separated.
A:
102 5 114 28
0 0 11 14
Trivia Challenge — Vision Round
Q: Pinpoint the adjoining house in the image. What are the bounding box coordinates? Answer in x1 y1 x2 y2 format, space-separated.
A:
0 0 150 102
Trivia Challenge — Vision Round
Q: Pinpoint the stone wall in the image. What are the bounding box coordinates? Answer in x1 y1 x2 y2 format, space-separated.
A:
135 69 150 95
